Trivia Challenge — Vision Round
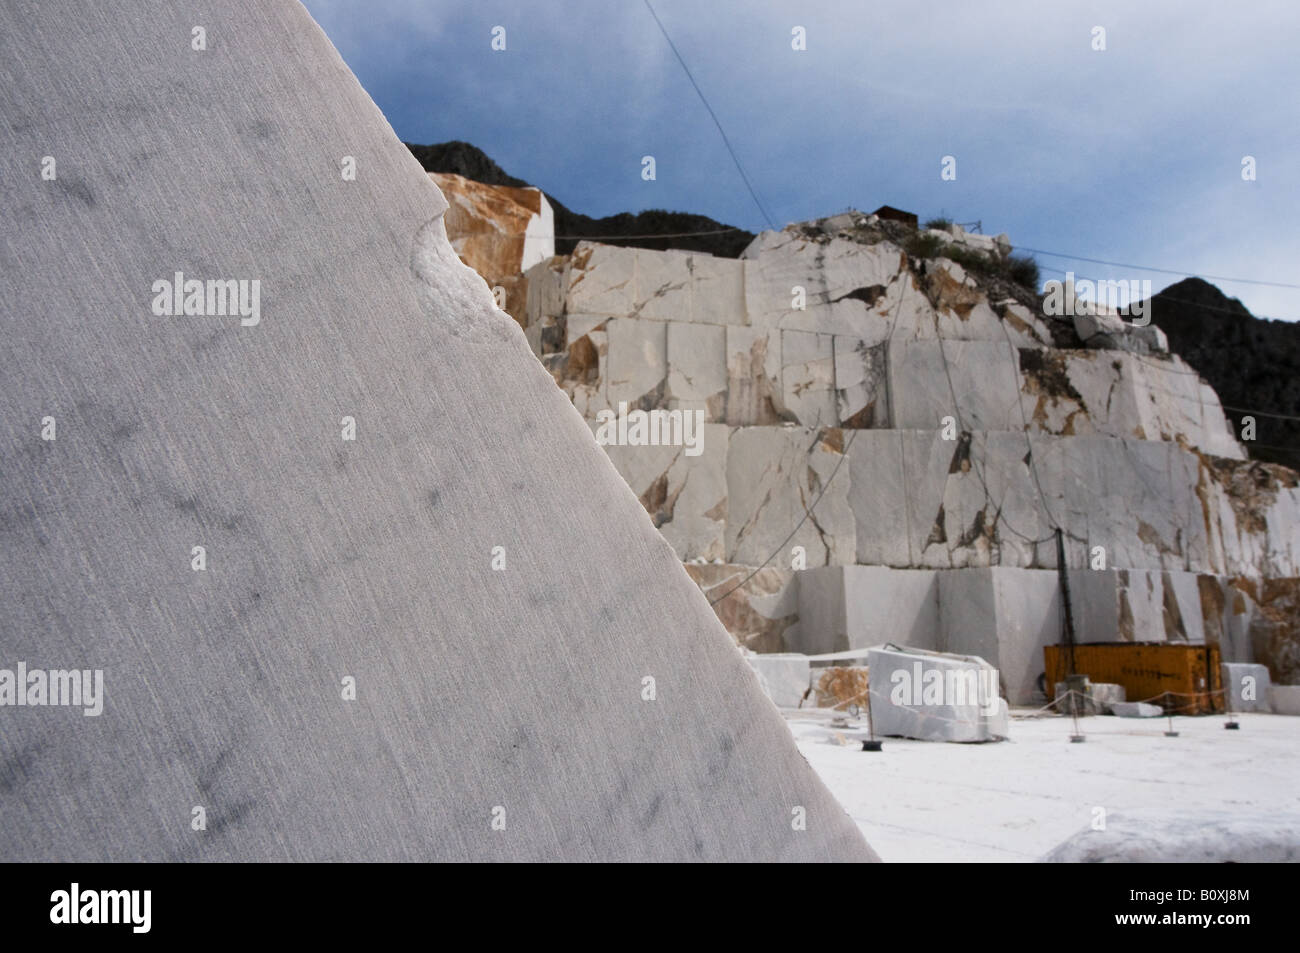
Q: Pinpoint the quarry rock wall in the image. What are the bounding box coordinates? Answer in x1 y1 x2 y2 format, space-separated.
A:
518 218 1300 697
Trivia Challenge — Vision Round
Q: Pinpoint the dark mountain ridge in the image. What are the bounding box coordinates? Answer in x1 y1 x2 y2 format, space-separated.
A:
405 140 755 257
1149 278 1300 471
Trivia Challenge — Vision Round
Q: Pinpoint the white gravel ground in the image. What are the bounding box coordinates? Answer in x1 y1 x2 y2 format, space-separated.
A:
788 708 1300 862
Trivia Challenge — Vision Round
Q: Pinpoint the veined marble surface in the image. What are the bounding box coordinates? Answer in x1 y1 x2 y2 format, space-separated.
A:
0 0 876 863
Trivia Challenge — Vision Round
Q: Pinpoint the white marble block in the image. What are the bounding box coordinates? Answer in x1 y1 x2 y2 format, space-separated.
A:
867 645 1007 743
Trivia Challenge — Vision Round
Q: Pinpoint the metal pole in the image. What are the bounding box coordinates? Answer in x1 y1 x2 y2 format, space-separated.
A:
1056 528 1078 677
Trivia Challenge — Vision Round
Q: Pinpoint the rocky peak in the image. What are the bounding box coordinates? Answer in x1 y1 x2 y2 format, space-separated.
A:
1150 278 1300 473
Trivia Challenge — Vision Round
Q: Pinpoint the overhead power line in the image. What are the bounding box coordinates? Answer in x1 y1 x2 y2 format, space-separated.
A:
1222 406 1300 422
534 234 1298 318
707 261 915 606
642 0 777 231
1020 246 1300 290
1036 263 1292 321
707 428 858 607
552 227 748 241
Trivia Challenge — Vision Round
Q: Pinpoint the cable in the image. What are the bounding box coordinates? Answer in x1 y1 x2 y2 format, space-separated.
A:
1222 406 1300 422
1017 245 1300 290
1130 352 1218 378
1240 441 1300 455
544 218 1290 588
705 267 1295 606
642 0 776 231
1036 263 1295 323
702 252 1287 590
545 225 1297 307
1150 293 1280 321
707 432 856 605
997 311 1062 536
708 261 915 606
547 232 1297 316
1033 265 1240 382
552 227 749 241
925 266 1062 548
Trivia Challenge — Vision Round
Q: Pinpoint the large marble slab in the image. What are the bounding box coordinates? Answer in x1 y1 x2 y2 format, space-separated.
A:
0 0 877 864
866 646 1008 743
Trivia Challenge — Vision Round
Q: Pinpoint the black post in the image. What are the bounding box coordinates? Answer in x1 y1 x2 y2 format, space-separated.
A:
1056 527 1078 677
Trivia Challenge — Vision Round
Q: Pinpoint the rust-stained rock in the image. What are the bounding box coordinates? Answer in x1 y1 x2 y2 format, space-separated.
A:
1019 348 1087 435
834 337 889 428
815 666 871 708
685 563 798 653
1198 574 1227 646
593 421 728 561
724 326 785 425
1248 577 1300 685
428 171 554 325
1207 457 1298 535
781 329 837 427
925 258 983 319
541 316 610 418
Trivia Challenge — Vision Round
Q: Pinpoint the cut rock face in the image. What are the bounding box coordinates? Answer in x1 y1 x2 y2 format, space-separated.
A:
686 564 799 653
517 215 1299 688
0 0 876 863
428 171 554 326
867 646 1008 743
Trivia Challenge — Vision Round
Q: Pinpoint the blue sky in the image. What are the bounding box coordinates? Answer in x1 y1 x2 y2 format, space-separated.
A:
303 0 1300 320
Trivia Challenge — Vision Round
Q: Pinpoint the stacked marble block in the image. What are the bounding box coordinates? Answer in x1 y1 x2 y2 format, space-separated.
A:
522 229 1300 701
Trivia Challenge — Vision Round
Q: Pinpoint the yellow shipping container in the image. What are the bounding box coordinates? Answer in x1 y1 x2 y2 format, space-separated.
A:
1044 642 1223 714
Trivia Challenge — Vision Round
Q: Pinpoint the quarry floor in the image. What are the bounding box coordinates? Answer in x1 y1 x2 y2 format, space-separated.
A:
786 708 1300 862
